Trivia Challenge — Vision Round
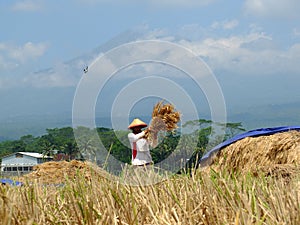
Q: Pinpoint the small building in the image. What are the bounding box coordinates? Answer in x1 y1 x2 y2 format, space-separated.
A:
1 152 53 175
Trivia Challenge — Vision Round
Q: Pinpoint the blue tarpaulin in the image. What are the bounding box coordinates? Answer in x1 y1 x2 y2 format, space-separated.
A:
1 178 23 186
199 126 300 166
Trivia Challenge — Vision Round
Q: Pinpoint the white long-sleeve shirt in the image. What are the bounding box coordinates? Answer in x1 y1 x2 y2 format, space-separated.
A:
128 131 152 166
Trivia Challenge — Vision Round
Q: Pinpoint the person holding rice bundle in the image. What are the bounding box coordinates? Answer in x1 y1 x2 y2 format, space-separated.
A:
128 118 154 166
128 101 181 167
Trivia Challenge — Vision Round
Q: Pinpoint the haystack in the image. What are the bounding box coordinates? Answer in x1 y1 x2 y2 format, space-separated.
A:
205 130 300 177
20 160 92 184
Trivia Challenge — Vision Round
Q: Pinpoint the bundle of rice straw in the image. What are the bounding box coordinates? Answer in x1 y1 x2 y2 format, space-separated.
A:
144 101 181 146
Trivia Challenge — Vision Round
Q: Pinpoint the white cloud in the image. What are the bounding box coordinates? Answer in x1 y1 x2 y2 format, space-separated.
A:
0 42 48 65
23 62 80 88
285 43 300 73
149 0 215 7
211 20 239 30
293 28 300 38
11 0 43 12
177 31 300 75
13 42 47 62
0 41 49 88
2 26 300 89
23 72 76 88
43 27 300 87
248 23 264 33
244 0 300 19
76 0 215 7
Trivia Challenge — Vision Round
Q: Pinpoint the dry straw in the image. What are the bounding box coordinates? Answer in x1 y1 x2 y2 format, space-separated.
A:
20 160 93 184
144 100 181 146
4 160 300 224
205 130 300 177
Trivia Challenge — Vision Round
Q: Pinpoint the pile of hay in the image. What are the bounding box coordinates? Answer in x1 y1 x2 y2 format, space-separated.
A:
206 130 300 178
19 160 165 186
145 101 180 146
20 160 92 184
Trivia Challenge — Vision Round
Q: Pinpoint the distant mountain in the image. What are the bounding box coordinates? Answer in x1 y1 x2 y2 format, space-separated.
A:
228 101 300 130
1 100 300 141
0 113 72 140
0 136 9 142
0 114 147 141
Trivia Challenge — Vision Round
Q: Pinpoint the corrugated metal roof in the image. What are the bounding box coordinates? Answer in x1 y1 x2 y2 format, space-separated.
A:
1 152 53 160
18 152 52 158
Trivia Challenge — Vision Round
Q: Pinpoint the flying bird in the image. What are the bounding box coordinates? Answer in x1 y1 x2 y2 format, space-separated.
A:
83 66 88 73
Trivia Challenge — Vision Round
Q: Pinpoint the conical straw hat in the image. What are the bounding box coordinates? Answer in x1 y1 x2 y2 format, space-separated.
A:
128 118 147 129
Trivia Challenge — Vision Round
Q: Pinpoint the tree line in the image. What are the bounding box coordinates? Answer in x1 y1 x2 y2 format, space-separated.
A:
0 119 245 167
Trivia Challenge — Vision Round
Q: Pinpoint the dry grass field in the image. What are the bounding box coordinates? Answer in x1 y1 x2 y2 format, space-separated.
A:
1 131 300 224
1 164 299 224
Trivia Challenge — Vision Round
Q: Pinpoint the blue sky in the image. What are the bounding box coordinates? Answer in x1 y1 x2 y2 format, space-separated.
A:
1 0 299 75
1 0 300 133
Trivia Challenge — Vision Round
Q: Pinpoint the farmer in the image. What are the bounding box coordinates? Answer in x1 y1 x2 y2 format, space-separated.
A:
128 118 153 166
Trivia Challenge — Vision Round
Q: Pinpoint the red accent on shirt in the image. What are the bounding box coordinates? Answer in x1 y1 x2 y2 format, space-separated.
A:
132 142 137 160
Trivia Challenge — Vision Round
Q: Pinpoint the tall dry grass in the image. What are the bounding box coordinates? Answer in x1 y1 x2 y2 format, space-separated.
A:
1 164 300 225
